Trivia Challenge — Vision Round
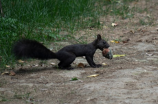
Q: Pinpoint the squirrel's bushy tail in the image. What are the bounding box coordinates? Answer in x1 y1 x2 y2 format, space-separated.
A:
13 39 57 60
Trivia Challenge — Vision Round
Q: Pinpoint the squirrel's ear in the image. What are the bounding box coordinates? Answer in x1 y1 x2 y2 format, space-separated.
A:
97 34 101 40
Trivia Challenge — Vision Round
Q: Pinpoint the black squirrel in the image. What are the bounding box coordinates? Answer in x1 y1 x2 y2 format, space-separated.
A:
13 34 110 69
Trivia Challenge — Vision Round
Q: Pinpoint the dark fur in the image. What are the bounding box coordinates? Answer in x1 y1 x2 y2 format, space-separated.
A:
13 34 110 69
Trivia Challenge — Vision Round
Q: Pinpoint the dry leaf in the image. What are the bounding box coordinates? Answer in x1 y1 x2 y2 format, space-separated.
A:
18 60 24 63
112 23 117 27
113 54 125 58
110 40 115 43
147 14 150 18
110 40 119 43
2 70 16 76
6 65 10 68
102 63 107 66
33 64 38 67
122 39 130 43
50 62 56 65
77 63 85 68
134 1 138 4
1 71 9 75
9 70 16 76
87 74 99 78
130 30 135 34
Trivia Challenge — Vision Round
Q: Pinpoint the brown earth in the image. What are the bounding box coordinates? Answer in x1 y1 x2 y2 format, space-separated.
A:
1 0 158 104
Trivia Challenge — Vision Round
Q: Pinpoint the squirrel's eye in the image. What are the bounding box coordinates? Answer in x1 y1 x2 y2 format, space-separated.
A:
103 41 106 44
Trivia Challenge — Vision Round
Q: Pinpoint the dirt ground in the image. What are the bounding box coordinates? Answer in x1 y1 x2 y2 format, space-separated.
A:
1 0 158 104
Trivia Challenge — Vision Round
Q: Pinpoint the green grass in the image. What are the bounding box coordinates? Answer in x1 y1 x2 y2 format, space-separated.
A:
0 95 9 102
0 0 139 70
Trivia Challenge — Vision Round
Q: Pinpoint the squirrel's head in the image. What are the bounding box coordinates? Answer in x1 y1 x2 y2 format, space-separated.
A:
95 34 110 51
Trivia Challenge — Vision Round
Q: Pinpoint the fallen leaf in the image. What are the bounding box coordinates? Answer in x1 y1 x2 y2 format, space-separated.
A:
18 60 24 63
87 74 99 78
50 62 56 65
110 40 119 43
147 14 150 18
113 54 125 58
146 53 153 56
1 71 9 75
5 65 10 68
33 64 38 67
9 70 16 76
115 41 119 43
112 23 118 27
122 39 130 43
1 70 16 76
110 40 115 43
134 1 138 4
102 63 107 66
130 30 135 34
77 63 85 68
